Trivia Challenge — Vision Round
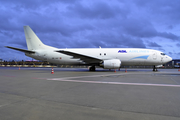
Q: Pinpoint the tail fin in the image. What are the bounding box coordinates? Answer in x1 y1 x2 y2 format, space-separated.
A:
24 26 46 50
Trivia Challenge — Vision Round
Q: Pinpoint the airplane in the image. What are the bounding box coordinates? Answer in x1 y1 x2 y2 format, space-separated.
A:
5 26 172 72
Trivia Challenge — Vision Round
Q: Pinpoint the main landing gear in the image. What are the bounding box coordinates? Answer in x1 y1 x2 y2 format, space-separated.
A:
153 65 158 72
89 66 96 71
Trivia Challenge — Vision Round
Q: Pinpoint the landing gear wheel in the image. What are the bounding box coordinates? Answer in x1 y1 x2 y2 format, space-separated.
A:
153 65 158 72
89 66 96 71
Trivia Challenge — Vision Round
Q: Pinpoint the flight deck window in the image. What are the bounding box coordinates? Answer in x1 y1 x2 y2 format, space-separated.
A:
161 53 165 56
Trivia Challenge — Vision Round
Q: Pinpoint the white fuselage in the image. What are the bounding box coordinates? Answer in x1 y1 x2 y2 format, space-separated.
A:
25 47 172 66
6 26 172 70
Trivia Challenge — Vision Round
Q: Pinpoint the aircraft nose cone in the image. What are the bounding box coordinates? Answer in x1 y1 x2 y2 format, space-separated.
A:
167 56 172 62
169 57 172 61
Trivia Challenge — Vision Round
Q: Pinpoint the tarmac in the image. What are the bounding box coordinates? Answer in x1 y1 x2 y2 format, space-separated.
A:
0 67 180 120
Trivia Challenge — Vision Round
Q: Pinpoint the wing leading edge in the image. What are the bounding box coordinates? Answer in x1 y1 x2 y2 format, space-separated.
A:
56 50 102 64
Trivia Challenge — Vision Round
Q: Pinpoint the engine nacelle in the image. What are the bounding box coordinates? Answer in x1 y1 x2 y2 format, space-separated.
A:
100 59 121 69
156 64 163 68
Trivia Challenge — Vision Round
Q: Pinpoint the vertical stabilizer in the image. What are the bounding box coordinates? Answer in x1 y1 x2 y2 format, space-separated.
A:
24 26 46 50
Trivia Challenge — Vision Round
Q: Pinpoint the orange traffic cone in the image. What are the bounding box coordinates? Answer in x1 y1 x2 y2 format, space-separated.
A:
19 67 20 70
125 68 127 73
51 68 54 74
178 68 180 72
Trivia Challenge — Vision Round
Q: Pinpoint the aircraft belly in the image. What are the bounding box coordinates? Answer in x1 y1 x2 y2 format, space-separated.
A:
121 60 145 66
64 59 81 65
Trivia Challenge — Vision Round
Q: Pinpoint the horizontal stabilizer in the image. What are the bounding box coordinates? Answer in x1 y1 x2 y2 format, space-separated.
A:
5 46 35 54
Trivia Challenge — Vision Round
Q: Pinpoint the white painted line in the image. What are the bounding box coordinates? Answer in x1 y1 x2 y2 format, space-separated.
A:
170 78 179 84
47 78 180 88
51 73 124 80
49 72 160 80
0 104 10 108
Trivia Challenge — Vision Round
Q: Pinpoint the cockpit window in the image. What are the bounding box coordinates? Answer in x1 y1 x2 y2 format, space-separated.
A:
161 53 166 56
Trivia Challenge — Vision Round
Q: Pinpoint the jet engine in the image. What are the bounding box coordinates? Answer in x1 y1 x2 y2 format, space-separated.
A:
155 65 163 68
100 59 121 69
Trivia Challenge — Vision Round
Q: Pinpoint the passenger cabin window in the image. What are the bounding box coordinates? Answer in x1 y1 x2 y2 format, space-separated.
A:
161 53 165 56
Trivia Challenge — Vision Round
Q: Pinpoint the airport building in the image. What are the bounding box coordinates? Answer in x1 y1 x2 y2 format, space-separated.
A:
169 59 180 68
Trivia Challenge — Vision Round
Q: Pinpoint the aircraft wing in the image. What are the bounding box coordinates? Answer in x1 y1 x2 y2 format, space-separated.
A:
5 46 35 54
56 50 102 63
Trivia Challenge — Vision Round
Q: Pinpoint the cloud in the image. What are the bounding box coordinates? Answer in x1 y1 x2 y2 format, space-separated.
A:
67 2 126 19
134 0 180 25
1 0 79 8
176 43 180 47
167 25 174 29
0 0 180 60
158 32 179 41
120 18 158 38
147 42 161 47
169 52 173 55
85 32 146 48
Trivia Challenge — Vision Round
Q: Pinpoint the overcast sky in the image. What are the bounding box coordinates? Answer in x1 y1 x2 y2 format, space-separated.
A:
0 0 180 61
